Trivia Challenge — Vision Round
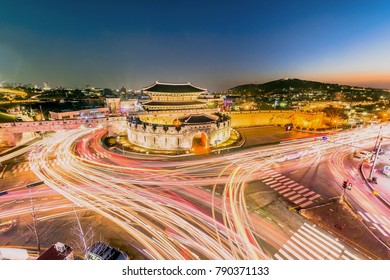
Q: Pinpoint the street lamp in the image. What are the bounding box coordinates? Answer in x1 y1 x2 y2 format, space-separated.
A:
369 126 383 181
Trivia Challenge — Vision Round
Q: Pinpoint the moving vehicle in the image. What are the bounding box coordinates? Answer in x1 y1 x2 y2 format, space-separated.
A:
353 150 372 160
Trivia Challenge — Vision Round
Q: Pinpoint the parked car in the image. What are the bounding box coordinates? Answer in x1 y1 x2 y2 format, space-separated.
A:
86 242 128 260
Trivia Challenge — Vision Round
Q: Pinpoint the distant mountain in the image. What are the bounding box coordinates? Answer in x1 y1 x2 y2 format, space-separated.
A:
228 78 365 95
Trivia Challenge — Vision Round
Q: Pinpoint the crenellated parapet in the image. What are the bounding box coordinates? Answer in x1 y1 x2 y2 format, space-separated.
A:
127 115 231 151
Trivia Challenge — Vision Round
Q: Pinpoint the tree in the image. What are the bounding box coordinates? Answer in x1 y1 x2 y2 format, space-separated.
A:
71 207 96 257
323 106 347 128
20 189 52 254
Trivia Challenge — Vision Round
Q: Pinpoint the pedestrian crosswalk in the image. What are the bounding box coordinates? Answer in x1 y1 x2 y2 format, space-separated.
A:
258 168 322 208
357 211 390 237
274 223 360 260
9 152 111 175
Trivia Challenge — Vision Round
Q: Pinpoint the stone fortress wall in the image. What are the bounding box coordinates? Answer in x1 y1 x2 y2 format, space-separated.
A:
229 110 324 129
127 119 231 151
0 110 323 148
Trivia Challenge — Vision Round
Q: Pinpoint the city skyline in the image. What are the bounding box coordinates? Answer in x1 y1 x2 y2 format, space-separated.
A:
1 0 390 91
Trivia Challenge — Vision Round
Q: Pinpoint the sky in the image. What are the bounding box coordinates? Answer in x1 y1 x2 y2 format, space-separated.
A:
1 0 390 91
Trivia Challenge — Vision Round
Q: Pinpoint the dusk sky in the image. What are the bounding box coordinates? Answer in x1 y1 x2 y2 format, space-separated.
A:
1 0 390 91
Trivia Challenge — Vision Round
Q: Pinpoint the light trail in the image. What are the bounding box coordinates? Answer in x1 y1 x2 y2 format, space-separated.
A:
15 124 387 259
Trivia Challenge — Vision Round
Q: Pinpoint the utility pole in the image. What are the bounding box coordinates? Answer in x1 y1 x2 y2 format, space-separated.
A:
373 126 383 152
369 137 383 181
368 126 384 181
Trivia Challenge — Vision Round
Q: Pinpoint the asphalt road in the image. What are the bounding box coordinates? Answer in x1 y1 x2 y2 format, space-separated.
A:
1 124 389 259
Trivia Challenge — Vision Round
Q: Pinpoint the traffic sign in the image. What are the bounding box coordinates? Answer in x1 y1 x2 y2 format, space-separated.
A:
322 136 327 141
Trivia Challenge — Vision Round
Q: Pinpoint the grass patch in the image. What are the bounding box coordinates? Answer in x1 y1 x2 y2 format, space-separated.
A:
0 112 15 123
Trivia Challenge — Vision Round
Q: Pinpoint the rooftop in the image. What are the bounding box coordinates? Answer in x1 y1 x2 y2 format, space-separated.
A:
37 242 73 260
142 100 206 106
179 114 217 124
143 81 206 93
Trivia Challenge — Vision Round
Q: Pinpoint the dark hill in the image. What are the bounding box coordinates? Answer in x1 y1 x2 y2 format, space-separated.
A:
230 78 344 94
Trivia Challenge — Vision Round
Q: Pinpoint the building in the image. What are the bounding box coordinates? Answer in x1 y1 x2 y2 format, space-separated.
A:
49 107 109 120
119 99 140 115
42 82 51 91
141 82 208 111
37 242 74 260
106 97 121 115
127 81 231 152
86 242 128 260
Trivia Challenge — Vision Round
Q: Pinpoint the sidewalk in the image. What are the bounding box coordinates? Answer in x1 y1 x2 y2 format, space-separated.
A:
360 162 390 208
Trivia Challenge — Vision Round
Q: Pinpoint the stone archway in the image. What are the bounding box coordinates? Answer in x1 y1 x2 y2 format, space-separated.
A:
191 132 209 154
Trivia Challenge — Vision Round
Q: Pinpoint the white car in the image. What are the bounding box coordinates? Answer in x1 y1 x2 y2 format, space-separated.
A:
354 150 372 160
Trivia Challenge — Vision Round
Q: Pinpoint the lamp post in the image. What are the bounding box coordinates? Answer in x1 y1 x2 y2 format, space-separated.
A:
215 139 221 154
369 126 384 181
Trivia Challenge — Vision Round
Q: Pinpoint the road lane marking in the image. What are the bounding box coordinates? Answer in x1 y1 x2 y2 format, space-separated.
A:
290 236 321 259
303 223 344 250
274 253 284 260
287 239 314 259
295 230 334 259
300 201 313 207
278 249 294 260
278 178 291 183
381 224 390 235
279 188 292 194
372 223 389 237
308 194 321 200
262 178 274 183
344 250 359 260
373 214 389 226
274 186 287 191
282 244 305 260
287 194 301 200
293 197 307 204
264 180 277 185
364 212 380 224
303 191 315 197
298 229 339 259
357 211 370 222
269 182 282 188
284 181 296 186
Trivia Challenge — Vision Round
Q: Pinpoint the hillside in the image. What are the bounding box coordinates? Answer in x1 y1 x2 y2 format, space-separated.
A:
229 78 378 95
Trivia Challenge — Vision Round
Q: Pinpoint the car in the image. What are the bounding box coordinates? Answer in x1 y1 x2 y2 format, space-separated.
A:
354 150 372 160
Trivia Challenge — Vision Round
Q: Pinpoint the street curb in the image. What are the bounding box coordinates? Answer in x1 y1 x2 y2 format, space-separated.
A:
110 131 246 158
359 162 390 209
0 164 7 179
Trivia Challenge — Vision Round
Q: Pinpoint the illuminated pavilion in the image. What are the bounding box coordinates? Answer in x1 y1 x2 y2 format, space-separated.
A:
127 82 231 152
